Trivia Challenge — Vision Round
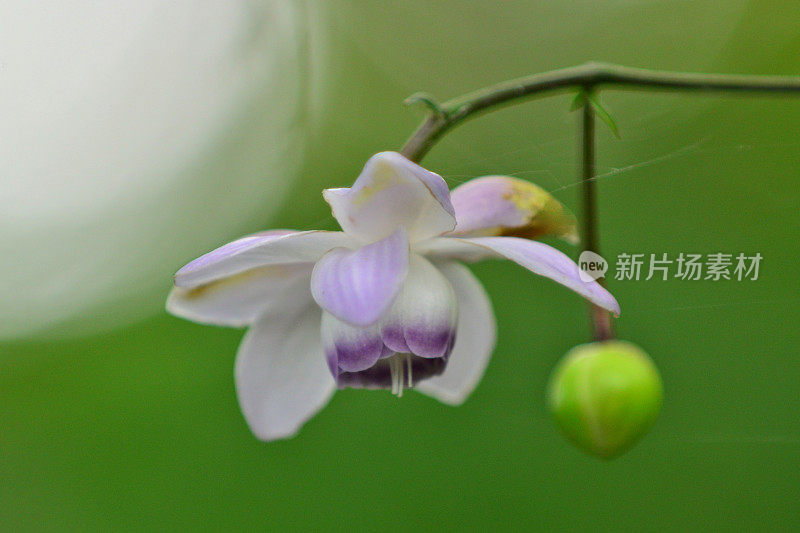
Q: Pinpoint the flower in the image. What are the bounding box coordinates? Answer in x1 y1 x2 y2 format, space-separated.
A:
167 151 620 441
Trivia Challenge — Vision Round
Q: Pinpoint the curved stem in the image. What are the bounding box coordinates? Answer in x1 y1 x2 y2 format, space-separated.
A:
400 61 800 162
399 62 800 342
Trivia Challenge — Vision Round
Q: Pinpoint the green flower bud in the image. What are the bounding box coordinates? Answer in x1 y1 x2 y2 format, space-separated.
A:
546 340 663 459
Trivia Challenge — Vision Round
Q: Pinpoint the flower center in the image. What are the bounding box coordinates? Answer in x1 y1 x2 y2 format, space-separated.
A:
388 353 413 397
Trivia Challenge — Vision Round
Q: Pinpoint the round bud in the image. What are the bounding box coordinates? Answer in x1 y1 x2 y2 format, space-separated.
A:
546 340 663 459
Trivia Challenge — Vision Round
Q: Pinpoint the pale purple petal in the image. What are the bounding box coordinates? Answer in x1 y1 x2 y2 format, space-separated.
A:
323 152 455 243
234 304 334 441
448 176 578 243
177 230 293 275
419 237 621 315
321 312 384 374
450 177 529 234
166 264 313 327
380 255 457 358
311 228 410 327
417 262 497 405
174 230 354 288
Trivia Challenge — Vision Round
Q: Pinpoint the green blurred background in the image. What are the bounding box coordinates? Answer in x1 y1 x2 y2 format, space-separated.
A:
3 1 799 530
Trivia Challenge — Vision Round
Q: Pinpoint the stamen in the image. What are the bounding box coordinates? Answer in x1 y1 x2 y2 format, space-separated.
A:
397 354 404 398
389 353 413 397
390 356 398 395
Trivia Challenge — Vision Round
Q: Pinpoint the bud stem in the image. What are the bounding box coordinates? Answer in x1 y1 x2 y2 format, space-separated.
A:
579 91 615 341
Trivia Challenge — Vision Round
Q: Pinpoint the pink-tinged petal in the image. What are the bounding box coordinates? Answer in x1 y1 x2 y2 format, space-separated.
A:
321 312 384 374
234 304 334 441
323 152 455 243
174 230 354 288
311 228 410 327
448 176 578 244
417 262 497 405
419 237 620 315
166 264 313 328
380 255 457 358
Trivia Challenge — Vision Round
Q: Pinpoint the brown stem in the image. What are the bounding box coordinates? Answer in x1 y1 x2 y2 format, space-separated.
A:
580 94 614 341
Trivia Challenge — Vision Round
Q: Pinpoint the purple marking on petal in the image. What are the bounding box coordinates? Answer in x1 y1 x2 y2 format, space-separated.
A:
321 312 385 375
381 320 455 358
333 336 384 373
379 254 458 358
379 345 395 359
403 325 457 359
381 325 410 353
311 228 410 326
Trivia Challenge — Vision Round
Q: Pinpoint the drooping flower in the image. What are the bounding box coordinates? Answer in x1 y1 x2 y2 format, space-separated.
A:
167 152 620 440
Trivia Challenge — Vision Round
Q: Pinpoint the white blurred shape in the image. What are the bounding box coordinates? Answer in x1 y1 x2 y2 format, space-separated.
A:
0 1 325 338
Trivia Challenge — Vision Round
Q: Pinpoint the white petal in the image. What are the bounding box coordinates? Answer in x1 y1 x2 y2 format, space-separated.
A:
417 262 497 405
311 228 410 327
174 230 354 288
323 151 455 243
380 254 457 358
418 236 620 315
235 304 334 441
166 264 312 327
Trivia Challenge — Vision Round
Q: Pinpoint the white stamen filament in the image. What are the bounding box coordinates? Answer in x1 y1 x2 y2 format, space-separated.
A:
390 356 398 395
389 353 413 397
